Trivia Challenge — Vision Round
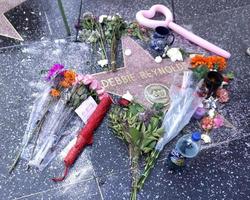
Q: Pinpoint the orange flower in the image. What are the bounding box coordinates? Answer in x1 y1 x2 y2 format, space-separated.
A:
59 70 76 88
190 55 207 68
50 89 61 97
190 55 227 71
213 56 227 71
64 70 76 83
60 80 70 88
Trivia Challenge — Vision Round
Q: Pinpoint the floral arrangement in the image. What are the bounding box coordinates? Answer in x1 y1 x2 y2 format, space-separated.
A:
9 64 110 173
109 92 164 200
133 55 234 196
107 52 234 199
78 13 148 70
189 55 234 134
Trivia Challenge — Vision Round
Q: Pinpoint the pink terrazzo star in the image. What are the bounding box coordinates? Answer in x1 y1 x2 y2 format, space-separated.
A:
93 36 190 107
0 0 26 41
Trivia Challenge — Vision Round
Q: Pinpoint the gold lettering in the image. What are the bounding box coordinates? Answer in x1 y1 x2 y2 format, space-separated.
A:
158 67 166 75
171 63 184 72
146 70 153 78
139 71 147 79
114 77 123 85
121 75 129 84
129 74 135 82
108 78 116 86
164 66 173 73
151 68 158 76
101 80 109 88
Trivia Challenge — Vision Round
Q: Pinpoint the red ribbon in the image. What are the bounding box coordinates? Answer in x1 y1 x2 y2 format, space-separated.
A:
52 95 113 182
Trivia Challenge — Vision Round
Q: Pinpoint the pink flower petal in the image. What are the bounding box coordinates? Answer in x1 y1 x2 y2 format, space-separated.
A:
96 88 105 95
83 74 94 85
90 79 101 90
213 115 224 128
77 74 85 82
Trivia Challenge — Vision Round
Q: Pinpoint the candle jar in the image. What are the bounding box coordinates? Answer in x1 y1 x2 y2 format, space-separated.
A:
204 71 223 97
150 26 175 52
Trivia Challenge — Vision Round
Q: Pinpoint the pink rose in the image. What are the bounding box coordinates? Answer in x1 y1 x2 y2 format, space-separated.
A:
96 88 105 95
216 88 229 103
90 79 101 90
83 74 94 85
213 115 224 128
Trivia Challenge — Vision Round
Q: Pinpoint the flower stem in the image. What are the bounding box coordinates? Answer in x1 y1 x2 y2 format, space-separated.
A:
96 23 108 63
130 146 140 200
57 0 71 36
110 33 117 71
136 150 160 190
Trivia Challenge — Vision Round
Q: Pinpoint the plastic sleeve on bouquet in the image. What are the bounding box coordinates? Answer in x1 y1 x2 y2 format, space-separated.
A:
155 71 203 152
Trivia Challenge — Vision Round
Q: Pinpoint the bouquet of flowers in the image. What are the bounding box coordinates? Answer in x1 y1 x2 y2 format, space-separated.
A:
109 92 165 200
78 12 148 70
9 64 110 172
136 71 203 194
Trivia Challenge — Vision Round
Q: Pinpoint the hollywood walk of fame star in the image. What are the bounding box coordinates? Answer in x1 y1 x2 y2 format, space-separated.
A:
0 0 26 41
93 36 190 107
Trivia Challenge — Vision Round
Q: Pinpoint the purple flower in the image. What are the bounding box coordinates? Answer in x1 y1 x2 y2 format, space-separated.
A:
46 64 64 81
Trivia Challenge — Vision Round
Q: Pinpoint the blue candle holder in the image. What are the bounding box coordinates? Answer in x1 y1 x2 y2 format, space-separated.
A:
150 26 175 52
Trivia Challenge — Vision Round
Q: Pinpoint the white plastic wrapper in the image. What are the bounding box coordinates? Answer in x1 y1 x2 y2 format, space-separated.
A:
30 117 83 171
155 71 203 151
21 86 52 161
21 85 84 170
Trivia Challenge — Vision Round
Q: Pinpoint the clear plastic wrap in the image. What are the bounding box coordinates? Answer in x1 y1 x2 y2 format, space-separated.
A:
155 71 203 151
21 85 84 170
21 86 52 160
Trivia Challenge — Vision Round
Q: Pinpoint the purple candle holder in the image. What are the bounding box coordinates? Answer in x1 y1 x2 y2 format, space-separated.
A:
193 107 206 120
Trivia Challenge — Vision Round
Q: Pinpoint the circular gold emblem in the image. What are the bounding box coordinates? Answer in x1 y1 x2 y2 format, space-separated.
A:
144 84 170 105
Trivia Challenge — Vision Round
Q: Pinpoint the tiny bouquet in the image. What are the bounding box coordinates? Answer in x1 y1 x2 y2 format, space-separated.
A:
190 55 234 134
109 92 165 200
78 13 148 70
10 64 111 172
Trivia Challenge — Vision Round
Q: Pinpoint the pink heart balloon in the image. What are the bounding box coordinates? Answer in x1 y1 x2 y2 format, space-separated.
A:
136 4 231 58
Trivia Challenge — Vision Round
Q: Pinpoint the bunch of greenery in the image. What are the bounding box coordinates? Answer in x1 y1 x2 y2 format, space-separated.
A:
79 13 148 71
109 102 164 200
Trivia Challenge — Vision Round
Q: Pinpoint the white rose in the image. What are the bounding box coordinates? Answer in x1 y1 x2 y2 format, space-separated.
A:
166 48 183 62
208 109 216 118
97 59 108 67
154 56 162 63
107 15 112 21
98 15 107 23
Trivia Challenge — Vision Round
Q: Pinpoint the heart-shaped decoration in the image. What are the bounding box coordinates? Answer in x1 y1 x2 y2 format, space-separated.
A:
136 4 173 29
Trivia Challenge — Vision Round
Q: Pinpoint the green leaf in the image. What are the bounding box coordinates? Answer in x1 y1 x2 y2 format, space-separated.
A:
129 103 144 115
129 127 141 145
152 103 164 111
150 117 159 130
192 65 209 80
225 71 235 79
141 123 146 133
141 137 154 148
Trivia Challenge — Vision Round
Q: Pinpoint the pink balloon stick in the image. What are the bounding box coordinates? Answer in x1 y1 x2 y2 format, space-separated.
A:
136 4 231 58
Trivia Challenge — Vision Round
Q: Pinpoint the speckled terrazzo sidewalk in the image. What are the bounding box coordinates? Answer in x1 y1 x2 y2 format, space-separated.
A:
0 0 250 200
